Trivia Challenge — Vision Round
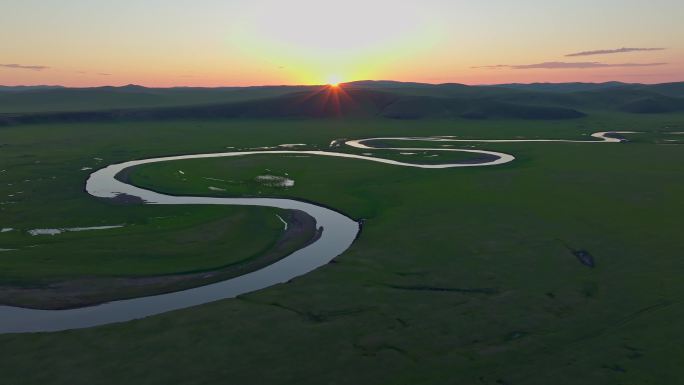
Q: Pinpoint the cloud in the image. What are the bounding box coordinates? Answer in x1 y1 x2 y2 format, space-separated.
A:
98 73 112 76
566 47 665 57
473 61 668 70
472 64 509 69
0 63 50 71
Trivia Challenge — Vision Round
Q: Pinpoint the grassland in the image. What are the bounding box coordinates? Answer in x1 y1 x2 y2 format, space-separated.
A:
0 111 683 384
0 119 322 308
0 85 318 113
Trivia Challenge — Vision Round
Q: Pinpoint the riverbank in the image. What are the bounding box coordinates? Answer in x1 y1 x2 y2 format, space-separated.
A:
0 209 318 310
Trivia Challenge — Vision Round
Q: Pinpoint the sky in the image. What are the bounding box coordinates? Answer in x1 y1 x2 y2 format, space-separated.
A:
1 0 682 87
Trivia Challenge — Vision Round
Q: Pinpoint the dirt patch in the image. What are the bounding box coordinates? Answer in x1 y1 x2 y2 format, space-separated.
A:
102 193 147 205
114 166 134 184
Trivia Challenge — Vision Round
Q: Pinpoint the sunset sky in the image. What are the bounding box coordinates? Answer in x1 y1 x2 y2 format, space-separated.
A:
1 0 682 87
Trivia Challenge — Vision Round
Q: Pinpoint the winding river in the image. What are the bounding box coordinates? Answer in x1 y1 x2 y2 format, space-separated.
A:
0 131 633 333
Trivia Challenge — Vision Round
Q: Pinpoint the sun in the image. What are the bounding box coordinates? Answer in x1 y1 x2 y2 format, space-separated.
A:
327 75 342 87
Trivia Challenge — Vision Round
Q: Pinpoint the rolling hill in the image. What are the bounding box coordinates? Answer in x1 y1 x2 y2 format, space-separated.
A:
0 81 682 125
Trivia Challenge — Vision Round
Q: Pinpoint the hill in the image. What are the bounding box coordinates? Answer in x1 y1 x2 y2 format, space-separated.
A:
0 84 319 113
0 87 588 125
1 81 682 125
491 82 630 93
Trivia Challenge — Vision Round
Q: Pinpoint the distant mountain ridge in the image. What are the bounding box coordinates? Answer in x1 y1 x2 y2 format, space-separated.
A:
489 82 631 93
0 81 682 125
0 85 65 92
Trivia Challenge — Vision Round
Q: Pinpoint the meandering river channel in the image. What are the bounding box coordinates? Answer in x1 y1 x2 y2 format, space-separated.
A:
0 132 633 333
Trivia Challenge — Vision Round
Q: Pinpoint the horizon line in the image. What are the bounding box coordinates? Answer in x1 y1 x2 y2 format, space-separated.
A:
1 79 682 89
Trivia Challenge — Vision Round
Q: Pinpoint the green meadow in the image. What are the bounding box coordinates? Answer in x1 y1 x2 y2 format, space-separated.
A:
0 111 683 384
